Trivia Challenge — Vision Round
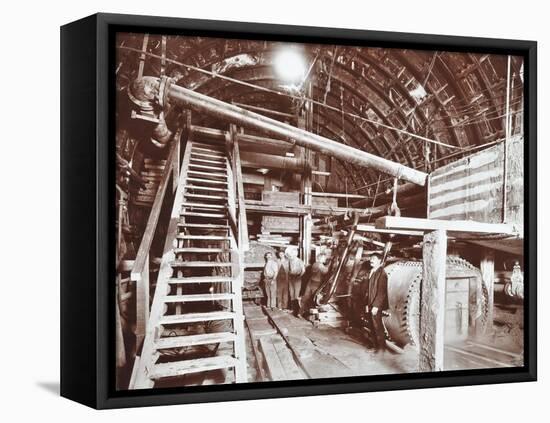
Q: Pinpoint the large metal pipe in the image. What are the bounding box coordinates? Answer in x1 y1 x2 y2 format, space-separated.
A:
138 77 427 186
240 151 305 172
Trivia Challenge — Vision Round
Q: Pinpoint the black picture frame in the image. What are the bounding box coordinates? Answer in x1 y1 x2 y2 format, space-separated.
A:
60 12 537 409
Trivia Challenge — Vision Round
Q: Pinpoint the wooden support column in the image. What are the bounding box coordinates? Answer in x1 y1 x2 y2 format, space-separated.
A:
135 254 150 352
419 229 447 372
480 248 495 334
299 85 313 264
301 158 312 265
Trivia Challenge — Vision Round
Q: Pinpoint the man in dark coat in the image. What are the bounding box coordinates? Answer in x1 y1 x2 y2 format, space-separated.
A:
365 253 389 352
276 250 290 310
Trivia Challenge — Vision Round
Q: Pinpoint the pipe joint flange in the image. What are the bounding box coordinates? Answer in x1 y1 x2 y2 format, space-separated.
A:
158 76 172 109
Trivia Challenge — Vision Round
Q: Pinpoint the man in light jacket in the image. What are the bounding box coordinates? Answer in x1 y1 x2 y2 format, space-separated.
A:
263 252 279 309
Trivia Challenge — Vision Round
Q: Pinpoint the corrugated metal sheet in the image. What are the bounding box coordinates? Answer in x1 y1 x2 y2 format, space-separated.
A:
427 135 523 227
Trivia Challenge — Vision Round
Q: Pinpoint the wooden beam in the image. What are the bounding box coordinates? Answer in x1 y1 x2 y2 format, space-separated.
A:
245 200 367 217
311 192 369 199
356 224 424 237
480 249 495 334
419 229 447 372
231 125 249 252
376 216 517 235
242 173 284 187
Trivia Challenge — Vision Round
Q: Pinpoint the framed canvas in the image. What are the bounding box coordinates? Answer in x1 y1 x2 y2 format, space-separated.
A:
60 13 537 409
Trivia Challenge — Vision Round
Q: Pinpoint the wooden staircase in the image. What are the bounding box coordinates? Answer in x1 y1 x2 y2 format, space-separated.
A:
130 138 248 388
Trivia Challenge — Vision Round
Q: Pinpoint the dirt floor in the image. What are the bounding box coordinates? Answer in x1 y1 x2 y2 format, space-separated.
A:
152 302 523 387
244 303 523 382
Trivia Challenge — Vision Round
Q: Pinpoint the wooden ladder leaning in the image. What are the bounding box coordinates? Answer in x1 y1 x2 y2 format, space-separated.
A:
130 138 248 388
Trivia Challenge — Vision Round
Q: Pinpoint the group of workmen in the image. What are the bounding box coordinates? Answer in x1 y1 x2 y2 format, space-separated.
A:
262 246 326 315
263 247 389 353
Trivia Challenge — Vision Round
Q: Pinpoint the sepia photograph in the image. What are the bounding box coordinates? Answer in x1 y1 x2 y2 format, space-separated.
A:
113 31 526 391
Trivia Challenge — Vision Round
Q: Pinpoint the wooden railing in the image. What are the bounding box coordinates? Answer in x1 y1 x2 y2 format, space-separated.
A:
224 128 248 382
226 124 249 252
130 130 183 351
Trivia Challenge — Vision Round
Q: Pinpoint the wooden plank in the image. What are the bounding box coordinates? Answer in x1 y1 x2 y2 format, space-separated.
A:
183 193 227 201
182 201 226 209
192 146 225 155
271 336 304 380
190 155 226 163
160 311 235 325
247 200 367 216
419 230 447 372
246 318 277 337
187 169 227 178
178 223 229 229
180 211 227 219
445 345 513 368
188 163 227 171
173 247 225 253
150 355 238 379
184 185 228 192
465 341 523 360
376 216 517 235
259 337 287 381
262 215 299 232
357 224 424 237
171 261 232 268
163 293 235 303
186 177 228 185
156 332 236 349
311 192 368 199
190 151 226 160
168 276 233 284
262 191 300 205
176 234 229 240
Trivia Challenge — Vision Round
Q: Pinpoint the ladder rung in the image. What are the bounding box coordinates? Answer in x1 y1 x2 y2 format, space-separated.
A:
180 211 227 219
178 223 229 229
193 142 224 150
187 170 227 178
183 193 227 201
184 185 228 192
182 202 225 209
186 177 228 185
174 247 226 253
192 146 225 155
168 276 233 284
176 235 229 240
191 151 226 160
190 157 226 165
171 261 232 268
156 332 236 349
163 293 235 303
160 311 236 325
149 355 239 379
188 163 226 171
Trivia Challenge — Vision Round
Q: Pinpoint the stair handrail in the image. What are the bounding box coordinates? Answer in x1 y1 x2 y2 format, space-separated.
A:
130 129 183 349
226 124 249 252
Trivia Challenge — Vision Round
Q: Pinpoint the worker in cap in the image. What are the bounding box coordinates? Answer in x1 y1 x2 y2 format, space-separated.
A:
285 246 306 315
